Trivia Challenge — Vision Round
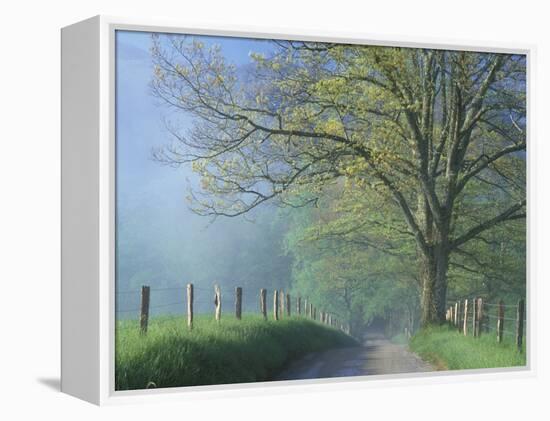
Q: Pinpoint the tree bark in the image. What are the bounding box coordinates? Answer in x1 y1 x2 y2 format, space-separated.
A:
416 188 452 326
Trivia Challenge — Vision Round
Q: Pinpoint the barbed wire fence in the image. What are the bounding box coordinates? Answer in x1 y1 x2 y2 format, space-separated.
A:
444 297 526 352
115 283 351 336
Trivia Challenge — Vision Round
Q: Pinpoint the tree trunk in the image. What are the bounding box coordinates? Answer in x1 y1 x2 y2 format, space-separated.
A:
433 247 449 322
418 240 449 326
419 247 435 325
416 192 451 326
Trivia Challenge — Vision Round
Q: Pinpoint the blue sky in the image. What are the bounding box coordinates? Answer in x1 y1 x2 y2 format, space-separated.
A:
115 30 274 206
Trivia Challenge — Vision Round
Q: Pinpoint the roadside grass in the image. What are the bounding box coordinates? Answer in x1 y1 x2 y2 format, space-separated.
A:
409 325 526 371
116 314 357 390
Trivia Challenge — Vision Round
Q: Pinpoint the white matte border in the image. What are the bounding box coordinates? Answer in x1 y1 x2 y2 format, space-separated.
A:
96 15 534 405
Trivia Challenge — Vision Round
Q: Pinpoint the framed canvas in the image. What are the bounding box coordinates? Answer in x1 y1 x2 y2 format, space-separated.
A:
61 15 532 405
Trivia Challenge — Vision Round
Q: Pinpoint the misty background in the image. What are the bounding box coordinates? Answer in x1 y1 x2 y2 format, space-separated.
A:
115 31 292 317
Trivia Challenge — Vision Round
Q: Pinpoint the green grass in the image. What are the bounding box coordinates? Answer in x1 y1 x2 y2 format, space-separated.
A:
116 314 357 390
409 325 526 371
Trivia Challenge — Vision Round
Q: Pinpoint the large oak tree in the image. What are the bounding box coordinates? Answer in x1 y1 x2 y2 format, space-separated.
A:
150 35 526 325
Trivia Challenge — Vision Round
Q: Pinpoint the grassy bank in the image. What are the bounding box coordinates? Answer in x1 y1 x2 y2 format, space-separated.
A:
410 325 526 370
116 314 357 390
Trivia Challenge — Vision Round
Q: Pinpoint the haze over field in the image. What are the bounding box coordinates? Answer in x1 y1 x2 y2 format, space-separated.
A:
116 32 293 316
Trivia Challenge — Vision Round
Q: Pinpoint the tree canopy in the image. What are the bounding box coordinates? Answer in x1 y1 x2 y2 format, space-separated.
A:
150 35 526 326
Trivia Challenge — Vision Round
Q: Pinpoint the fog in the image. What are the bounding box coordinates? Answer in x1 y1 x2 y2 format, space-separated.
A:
115 31 292 318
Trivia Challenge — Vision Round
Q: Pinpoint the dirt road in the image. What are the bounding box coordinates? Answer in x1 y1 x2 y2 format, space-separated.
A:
275 331 433 380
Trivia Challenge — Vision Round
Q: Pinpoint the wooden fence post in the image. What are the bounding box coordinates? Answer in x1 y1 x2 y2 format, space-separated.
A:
297 297 302 315
304 298 308 317
472 299 477 336
279 290 285 318
472 298 477 338
461 301 465 331
497 300 504 343
235 287 242 320
214 285 221 323
260 288 267 320
313 307 317 321
140 285 150 334
463 299 469 336
476 297 483 337
187 283 193 330
273 290 279 321
286 293 291 317
516 299 525 351
454 302 458 327
454 302 459 327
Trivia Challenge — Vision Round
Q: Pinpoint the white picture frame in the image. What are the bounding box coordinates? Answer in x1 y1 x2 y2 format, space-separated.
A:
61 15 534 406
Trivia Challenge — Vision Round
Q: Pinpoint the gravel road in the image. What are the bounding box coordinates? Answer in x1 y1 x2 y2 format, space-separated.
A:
275 331 433 380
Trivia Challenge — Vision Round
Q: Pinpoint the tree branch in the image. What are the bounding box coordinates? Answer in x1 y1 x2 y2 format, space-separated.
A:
450 200 526 250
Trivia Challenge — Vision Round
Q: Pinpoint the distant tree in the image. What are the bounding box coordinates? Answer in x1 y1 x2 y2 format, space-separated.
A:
284 205 419 336
151 35 526 325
